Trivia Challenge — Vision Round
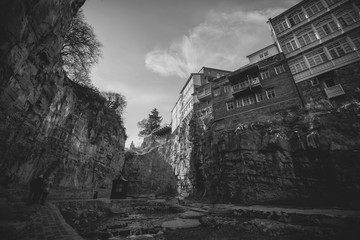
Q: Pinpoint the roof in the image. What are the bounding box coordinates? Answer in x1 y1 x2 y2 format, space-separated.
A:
152 124 171 136
198 66 232 74
180 73 201 94
228 63 259 81
246 44 277 58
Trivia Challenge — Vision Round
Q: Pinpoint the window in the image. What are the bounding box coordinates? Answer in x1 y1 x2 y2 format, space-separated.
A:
282 39 299 53
266 88 276 99
226 101 234 110
324 79 335 88
289 11 306 26
337 9 360 28
260 51 269 59
326 38 353 59
223 85 231 93
274 20 289 34
274 65 286 75
289 58 308 74
297 30 318 47
236 99 243 108
316 21 338 38
242 96 255 106
325 0 341 6
260 70 270 80
305 48 329 67
350 32 360 49
213 88 220 96
255 92 264 102
310 78 319 86
305 1 325 17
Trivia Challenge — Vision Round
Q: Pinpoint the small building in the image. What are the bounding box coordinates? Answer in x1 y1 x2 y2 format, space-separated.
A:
110 175 128 199
269 0 360 106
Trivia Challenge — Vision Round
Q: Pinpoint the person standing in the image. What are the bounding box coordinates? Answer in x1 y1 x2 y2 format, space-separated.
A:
40 177 52 205
27 176 37 205
33 174 44 204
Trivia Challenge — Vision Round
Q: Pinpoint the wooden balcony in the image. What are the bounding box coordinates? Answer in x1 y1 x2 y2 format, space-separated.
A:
197 88 212 100
293 51 360 83
232 77 261 95
276 0 349 39
325 84 345 98
285 21 360 59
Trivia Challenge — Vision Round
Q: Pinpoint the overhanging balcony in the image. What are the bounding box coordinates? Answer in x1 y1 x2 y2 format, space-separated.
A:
232 77 261 96
275 0 349 39
197 88 212 100
325 84 345 99
293 50 360 83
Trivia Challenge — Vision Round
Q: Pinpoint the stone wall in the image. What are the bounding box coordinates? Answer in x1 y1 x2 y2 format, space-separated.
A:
0 0 126 189
189 106 360 206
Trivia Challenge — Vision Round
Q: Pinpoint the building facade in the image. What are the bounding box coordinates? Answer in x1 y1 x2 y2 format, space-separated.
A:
171 67 230 133
210 44 301 127
269 0 360 106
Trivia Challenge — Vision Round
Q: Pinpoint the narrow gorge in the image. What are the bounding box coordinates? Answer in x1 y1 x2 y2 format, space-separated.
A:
1 0 360 240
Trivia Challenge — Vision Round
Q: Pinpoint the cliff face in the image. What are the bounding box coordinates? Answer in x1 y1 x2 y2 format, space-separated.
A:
123 135 177 196
189 105 360 206
0 0 126 189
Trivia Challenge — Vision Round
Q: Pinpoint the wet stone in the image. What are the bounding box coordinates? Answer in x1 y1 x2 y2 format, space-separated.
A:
178 211 205 219
161 218 201 230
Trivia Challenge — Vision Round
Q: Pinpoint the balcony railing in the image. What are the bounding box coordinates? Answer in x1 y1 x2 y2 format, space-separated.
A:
276 0 349 38
325 84 345 98
285 21 360 59
197 88 212 100
232 77 261 93
293 50 360 83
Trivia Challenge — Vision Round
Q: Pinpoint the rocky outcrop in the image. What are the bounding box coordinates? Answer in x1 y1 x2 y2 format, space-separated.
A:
0 0 126 189
123 135 177 196
189 105 360 206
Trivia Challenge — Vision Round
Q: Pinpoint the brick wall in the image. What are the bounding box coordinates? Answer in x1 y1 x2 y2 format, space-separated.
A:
213 54 301 123
296 61 360 106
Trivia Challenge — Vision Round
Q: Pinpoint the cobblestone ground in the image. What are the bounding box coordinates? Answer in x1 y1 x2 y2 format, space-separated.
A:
23 203 84 240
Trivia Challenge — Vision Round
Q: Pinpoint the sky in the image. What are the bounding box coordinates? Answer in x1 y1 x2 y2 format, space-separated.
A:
82 0 300 147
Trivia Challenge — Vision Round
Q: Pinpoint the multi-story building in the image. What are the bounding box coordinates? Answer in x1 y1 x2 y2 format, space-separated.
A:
269 0 360 105
171 67 230 133
211 44 302 126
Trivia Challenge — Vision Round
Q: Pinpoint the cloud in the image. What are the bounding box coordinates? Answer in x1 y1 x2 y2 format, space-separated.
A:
145 8 285 78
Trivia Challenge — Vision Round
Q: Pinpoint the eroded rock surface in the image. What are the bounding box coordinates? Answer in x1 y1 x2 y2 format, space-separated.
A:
0 0 126 189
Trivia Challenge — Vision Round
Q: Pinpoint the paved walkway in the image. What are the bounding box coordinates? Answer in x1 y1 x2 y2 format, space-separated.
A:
23 203 84 240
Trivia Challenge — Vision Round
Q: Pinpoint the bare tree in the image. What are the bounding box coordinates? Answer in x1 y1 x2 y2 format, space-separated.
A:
61 10 102 86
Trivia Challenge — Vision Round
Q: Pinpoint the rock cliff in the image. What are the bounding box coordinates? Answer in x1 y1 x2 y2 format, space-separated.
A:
189 104 360 206
123 134 177 196
0 0 126 189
